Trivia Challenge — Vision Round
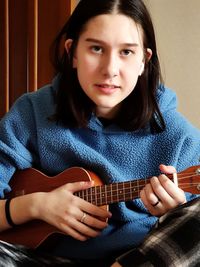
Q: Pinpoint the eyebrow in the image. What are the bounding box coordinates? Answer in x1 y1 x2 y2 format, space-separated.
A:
85 38 139 47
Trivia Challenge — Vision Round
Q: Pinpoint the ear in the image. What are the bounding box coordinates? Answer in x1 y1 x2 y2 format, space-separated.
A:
64 39 77 68
139 48 153 76
146 48 152 62
139 62 145 76
64 39 73 54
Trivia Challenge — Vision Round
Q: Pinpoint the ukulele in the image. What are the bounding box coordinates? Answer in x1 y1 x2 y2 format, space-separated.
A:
0 165 199 248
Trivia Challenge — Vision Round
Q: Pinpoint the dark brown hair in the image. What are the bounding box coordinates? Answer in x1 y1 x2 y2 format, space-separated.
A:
51 0 165 133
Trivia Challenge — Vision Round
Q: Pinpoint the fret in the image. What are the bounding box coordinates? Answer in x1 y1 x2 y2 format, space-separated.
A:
85 187 91 204
101 185 106 205
86 186 89 202
111 183 119 203
96 186 102 206
105 184 112 204
124 182 130 201
88 187 93 204
116 182 119 202
99 184 102 206
84 189 86 200
110 184 114 202
91 187 96 204
129 181 133 200
87 187 91 203
116 182 124 202
95 185 97 205
110 184 113 203
137 179 140 198
123 182 125 201
80 189 84 200
105 184 107 205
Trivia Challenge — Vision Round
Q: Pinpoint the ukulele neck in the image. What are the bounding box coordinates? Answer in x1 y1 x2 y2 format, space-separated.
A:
75 178 148 206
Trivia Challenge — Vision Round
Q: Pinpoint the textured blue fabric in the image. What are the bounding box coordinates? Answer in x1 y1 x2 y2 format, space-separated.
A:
0 76 200 259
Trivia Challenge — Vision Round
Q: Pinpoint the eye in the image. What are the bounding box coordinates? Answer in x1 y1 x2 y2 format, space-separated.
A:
91 45 103 54
121 49 134 56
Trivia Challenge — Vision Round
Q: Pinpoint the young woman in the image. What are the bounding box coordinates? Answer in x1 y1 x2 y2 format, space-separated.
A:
0 0 199 266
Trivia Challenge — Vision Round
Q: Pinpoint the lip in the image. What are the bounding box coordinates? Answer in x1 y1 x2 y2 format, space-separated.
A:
94 83 120 94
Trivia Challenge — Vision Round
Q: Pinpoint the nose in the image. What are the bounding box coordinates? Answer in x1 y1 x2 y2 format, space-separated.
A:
100 53 119 78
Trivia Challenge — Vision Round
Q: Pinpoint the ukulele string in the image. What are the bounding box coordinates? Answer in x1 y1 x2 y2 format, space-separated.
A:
83 183 200 200
76 171 200 200
84 183 200 205
176 172 200 180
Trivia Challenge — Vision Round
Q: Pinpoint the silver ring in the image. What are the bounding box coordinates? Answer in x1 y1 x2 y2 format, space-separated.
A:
152 201 160 207
80 212 87 223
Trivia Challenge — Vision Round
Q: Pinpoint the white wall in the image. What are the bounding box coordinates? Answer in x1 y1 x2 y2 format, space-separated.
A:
144 0 200 128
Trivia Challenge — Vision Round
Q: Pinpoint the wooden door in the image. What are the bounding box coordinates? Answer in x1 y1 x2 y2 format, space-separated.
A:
0 0 76 119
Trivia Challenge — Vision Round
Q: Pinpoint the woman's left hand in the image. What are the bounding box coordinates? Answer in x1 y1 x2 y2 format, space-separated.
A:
140 164 186 216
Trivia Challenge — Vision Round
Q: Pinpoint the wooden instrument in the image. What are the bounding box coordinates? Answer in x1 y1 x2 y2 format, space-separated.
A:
0 165 199 248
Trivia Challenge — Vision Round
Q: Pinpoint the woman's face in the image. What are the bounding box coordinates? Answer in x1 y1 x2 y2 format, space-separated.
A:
66 14 151 118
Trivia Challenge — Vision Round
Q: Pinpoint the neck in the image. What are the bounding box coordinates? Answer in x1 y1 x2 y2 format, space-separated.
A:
95 104 121 119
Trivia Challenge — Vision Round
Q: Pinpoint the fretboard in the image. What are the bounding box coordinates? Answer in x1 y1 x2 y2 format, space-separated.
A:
75 178 149 206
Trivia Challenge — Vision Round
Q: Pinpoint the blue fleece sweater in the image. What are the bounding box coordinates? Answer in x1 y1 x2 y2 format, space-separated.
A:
0 76 200 259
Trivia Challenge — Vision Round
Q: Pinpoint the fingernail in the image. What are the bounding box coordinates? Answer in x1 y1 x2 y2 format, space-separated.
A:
80 181 93 186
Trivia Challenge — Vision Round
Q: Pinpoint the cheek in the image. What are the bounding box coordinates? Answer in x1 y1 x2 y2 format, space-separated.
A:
76 63 94 88
124 56 143 75
76 61 95 91
122 66 141 96
76 56 98 76
124 66 140 86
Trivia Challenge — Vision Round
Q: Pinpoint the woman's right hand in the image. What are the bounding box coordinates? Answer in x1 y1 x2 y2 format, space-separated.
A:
35 180 112 241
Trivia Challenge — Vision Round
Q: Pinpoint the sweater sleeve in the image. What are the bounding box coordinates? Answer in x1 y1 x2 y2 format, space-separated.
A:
176 118 200 201
0 94 38 197
164 110 200 171
156 86 200 200
157 85 200 170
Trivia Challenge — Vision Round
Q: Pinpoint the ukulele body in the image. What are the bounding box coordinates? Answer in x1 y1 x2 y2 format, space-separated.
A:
0 167 106 248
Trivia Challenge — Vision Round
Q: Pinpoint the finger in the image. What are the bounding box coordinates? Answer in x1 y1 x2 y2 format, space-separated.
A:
70 198 111 223
150 175 175 208
78 200 112 220
158 174 186 205
62 216 103 239
54 214 89 241
140 188 160 216
140 188 149 208
59 221 88 241
75 220 102 238
66 188 112 221
63 181 112 220
141 183 160 206
63 180 94 193
159 164 176 174
79 212 108 229
56 207 108 240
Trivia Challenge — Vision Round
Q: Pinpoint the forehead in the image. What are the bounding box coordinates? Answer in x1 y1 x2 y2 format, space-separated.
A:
79 14 144 46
